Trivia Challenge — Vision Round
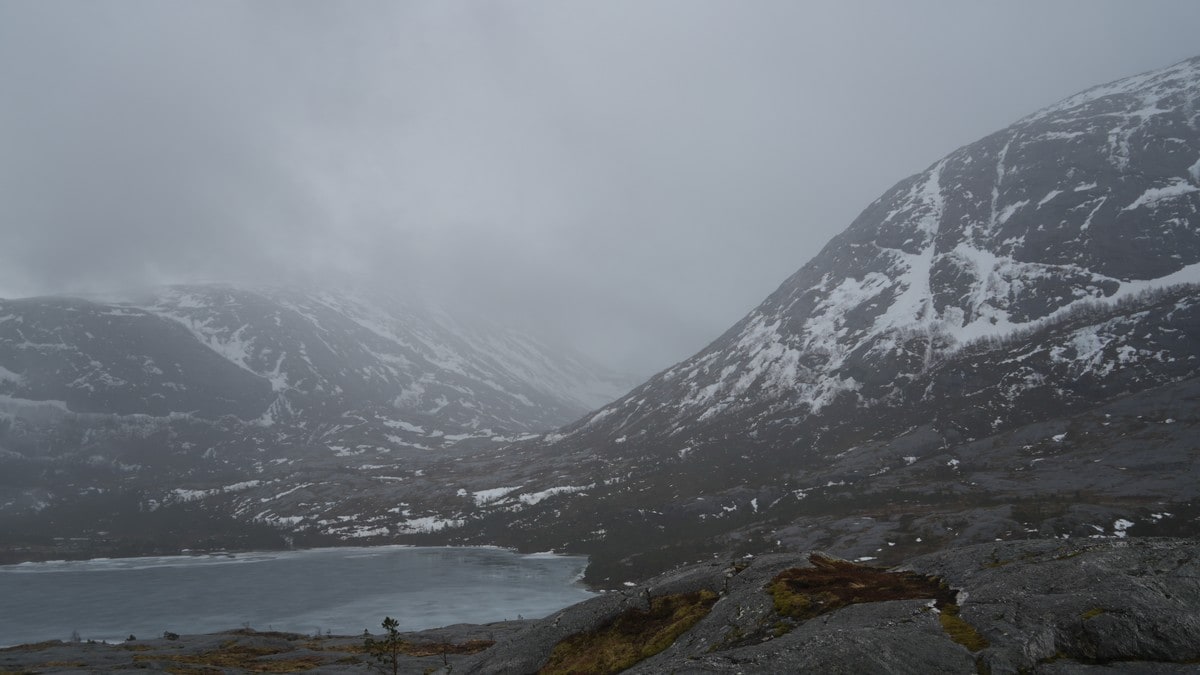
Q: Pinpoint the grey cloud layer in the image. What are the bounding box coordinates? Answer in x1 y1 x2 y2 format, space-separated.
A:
2 1 1199 373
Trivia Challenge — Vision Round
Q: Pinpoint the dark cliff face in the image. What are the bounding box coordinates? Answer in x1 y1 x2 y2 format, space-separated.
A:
442 57 1200 582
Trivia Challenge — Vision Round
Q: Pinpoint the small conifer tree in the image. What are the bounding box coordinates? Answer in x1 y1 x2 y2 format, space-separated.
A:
363 616 404 675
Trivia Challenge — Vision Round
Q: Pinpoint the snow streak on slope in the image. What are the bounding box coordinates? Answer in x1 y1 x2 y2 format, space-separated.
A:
566 56 1200 435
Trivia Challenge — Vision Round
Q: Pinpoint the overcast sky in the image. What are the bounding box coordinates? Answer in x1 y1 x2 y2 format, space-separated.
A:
2 1 1199 375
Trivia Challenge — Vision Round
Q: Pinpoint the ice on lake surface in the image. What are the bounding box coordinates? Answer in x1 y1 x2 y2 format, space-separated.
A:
0 546 593 646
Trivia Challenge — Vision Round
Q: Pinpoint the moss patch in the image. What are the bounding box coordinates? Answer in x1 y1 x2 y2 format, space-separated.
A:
769 554 989 652
939 604 989 652
540 589 718 674
769 554 957 621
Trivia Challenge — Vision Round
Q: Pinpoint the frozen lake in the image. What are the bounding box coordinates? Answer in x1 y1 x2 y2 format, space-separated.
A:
0 546 593 647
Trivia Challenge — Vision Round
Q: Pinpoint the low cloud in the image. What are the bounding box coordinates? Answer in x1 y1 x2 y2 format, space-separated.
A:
2 1 1198 374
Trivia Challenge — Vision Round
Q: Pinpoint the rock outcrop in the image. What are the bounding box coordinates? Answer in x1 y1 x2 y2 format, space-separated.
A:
457 538 1200 674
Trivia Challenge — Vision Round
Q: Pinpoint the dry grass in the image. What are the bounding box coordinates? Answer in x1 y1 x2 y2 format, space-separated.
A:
770 554 989 652
401 639 495 657
770 554 957 620
335 638 494 656
0 642 62 653
540 590 719 674
133 640 322 673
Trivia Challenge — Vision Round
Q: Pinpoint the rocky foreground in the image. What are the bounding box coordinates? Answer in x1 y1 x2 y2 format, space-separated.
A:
3 538 1197 674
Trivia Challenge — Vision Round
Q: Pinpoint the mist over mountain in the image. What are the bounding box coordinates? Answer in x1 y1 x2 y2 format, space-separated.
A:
0 284 634 558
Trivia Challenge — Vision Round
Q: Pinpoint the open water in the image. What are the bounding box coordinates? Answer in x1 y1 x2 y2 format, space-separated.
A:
0 546 593 646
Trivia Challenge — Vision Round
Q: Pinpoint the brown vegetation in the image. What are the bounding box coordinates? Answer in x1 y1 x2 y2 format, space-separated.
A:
770 554 957 620
133 640 323 673
540 590 719 674
770 554 988 651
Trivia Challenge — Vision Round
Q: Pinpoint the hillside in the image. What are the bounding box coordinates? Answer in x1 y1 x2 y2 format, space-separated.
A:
425 56 1200 583
0 285 633 560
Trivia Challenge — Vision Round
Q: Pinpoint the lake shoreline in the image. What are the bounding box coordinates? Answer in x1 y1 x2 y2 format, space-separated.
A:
1 545 594 649
0 621 529 673
0 542 533 568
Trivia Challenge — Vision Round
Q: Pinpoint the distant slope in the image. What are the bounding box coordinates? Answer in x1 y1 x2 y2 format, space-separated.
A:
0 284 635 559
0 285 632 430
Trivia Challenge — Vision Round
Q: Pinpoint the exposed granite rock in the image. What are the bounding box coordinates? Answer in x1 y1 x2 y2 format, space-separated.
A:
454 538 1199 674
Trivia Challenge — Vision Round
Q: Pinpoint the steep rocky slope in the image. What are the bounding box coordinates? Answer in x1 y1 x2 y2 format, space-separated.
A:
428 57 1200 582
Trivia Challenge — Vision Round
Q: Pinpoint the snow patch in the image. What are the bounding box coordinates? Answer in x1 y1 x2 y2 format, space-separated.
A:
396 516 464 533
383 419 425 434
473 486 523 506
1122 178 1200 211
518 484 592 505
1037 189 1062 207
1113 518 1134 538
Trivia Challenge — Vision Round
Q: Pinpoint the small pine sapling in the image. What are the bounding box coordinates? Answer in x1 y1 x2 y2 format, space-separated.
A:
363 616 405 675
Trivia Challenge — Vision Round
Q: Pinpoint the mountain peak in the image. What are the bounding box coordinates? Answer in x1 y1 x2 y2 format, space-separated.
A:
577 53 1200 432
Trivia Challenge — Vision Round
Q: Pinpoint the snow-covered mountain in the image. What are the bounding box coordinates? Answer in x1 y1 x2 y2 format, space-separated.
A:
433 56 1200 584
0 284 634 559
563 55 1200 444
0 285 629 432
2 284 628 429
